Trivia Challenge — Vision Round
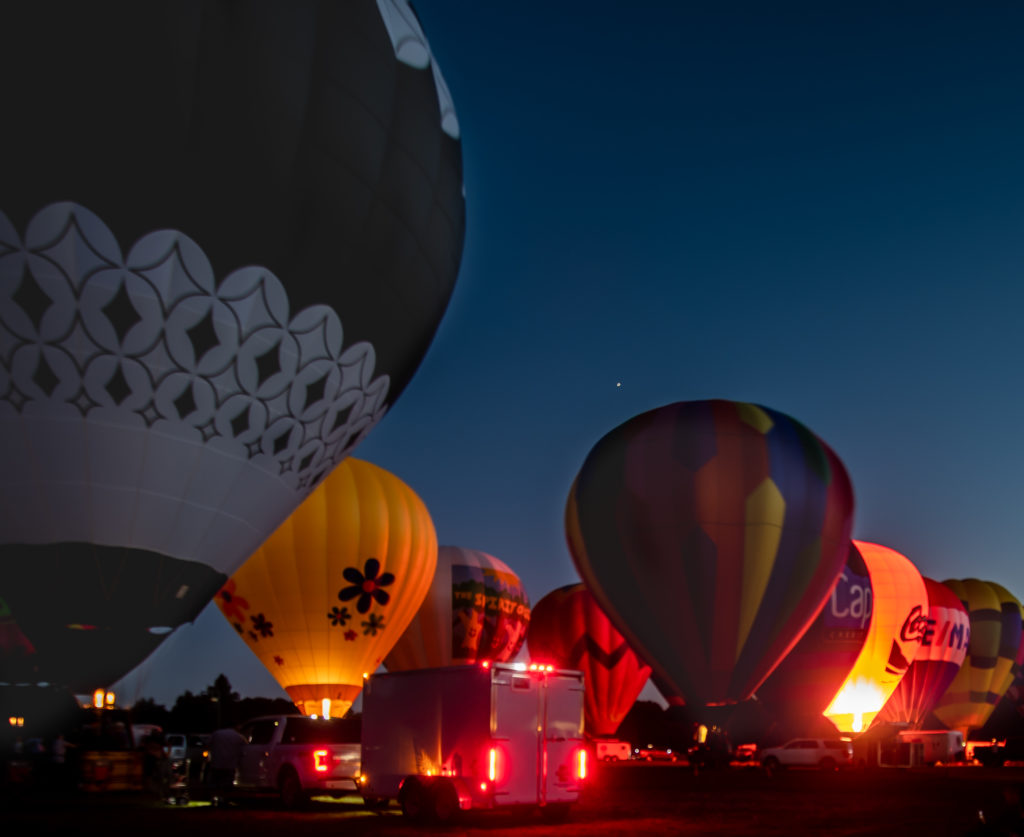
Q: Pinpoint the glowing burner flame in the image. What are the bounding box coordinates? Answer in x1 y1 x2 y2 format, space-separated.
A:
825 677 886 733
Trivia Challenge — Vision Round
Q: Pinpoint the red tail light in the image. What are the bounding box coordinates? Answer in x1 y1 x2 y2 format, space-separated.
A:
313 749 329 773
577 748 587 780
488 747 498 782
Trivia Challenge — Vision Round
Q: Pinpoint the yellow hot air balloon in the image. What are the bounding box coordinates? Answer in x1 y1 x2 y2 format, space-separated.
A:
214 458 437 717
823 541 928 734
933 579 1022 737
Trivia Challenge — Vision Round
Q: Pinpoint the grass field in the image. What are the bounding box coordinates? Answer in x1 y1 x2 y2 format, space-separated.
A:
5 762 1021 836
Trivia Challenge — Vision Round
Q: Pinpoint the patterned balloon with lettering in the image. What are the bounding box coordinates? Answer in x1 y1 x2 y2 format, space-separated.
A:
822 541 928 734
876 577 970 729
384 547 531 671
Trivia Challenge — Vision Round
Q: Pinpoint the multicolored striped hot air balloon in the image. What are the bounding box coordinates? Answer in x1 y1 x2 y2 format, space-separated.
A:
565 399 854 709
933 579 1023 737
756 542 873 724
875 577 970 728
527 583 651 738
384 546 531 671
822 541 928 733
214 457 437 718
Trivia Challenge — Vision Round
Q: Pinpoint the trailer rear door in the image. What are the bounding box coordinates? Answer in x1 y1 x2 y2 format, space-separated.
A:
491 669 585 806
492 671 540 805
543 674 585 804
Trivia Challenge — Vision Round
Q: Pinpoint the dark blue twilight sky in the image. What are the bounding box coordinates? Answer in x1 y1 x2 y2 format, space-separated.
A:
114 2 1024 707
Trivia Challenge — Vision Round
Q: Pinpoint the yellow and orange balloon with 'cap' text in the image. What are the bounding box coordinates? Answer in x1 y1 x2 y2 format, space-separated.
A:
823 541 928 734
214 458 437 718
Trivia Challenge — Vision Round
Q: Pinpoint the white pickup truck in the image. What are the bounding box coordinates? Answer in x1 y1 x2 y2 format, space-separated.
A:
234 715 361 808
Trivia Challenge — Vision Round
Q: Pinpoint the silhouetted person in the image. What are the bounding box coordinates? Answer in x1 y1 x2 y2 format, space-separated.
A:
208 726 246 807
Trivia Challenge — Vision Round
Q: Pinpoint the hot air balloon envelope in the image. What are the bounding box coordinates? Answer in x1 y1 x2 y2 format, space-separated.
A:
933 579 1022 736
214 458 437 717
566 399 854 708
0 0 464 691
385 546 531 671
528 583 651 737
876 577 970 728
823 541 928 734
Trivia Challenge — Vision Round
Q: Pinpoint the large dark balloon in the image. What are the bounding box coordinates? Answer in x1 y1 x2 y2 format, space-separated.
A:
0 1 464 691
566 400 854 708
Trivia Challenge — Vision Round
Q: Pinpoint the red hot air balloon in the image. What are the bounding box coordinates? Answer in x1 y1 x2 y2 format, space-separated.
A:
756 542 873 724
528 583 651 738
566 400 854 709
876 577 970 728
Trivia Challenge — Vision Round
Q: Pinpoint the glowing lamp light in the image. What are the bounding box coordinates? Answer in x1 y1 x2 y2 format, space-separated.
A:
481 660 491 669
488 747 499 782
105 691 115 707
321 698 331 720
577 748 588 780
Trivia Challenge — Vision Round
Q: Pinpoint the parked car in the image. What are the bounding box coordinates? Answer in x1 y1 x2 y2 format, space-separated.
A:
164 734 187 767
760 738 853 774
633 746 678 763
234 715 361 808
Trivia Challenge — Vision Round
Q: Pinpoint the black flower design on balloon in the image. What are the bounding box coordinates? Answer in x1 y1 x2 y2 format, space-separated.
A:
362 613 385 636
337 558 395 614
328 606 351 627
248 612 274 641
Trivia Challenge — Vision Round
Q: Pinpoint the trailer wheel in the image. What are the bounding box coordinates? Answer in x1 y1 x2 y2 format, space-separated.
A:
399 779 430 823
432 780 460 824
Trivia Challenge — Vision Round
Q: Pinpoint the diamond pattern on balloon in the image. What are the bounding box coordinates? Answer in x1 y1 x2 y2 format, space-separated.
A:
72 387 98 416
255 340 282 388
102 283 142 345
32 352 60 396
303 374 328 412
174 384 197 419
2 202 391 495
331 403 354 434
105 363 132 406
230 405 251 438
186 309 220 365
271 427 291 456
13 268 53 332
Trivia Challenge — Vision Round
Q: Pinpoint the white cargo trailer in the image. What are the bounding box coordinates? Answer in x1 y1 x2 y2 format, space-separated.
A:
359 662 587 822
